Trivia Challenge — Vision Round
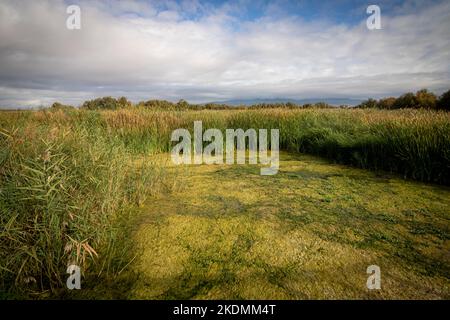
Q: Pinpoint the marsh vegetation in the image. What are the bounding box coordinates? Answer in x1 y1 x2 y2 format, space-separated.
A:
0 105 449 298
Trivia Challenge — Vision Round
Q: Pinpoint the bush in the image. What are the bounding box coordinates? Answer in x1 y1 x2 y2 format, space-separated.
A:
176 99 189 109
392 93 419 109
358 98 378 109
137 99 176 109
415 89 437 109
51 102 75 110
377 97 396 109
437 89 450 111
81 97 132 110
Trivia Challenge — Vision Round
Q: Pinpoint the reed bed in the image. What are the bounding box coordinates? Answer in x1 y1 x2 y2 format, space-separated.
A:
0 110 168 297
98 107 450 184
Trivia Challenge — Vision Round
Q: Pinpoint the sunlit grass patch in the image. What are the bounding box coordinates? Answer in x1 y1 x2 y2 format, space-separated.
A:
130 152 450 299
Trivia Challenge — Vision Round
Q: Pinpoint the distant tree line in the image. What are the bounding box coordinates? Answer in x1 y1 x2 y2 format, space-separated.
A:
132 99 334 110
51 89 450 111
51 97 334 110
356 89 450 110
51 96 132 110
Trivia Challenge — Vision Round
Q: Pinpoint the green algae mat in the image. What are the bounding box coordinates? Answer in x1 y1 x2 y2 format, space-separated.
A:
128 152 450 299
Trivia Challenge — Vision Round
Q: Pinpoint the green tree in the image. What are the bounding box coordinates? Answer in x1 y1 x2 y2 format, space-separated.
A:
377 97 396 109
51 102 74 110
437 89 450 111
118 96 132 108
81 97 129 110
415 89 437 109
176 99 189 109
392 93 418 109
358 98 378 109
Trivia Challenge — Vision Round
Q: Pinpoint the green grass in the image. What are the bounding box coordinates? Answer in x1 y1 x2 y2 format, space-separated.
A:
129 153 450 299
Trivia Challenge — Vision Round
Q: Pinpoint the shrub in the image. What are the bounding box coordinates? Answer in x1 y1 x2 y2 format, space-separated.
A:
81 97 132 110
358 98 378 109
437 89 450 111
392 92 419 109
51 102 75 110
377 97 396 109
176 99 190 109
415 89 437 109
138 99 176 109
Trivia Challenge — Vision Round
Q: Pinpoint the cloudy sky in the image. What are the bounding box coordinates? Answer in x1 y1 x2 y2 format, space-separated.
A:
0 0 449 108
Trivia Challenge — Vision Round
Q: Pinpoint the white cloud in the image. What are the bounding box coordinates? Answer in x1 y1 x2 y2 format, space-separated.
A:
0 0 449 108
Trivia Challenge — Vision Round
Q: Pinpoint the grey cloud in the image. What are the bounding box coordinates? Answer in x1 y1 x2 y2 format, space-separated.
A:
0 0 449 108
